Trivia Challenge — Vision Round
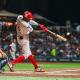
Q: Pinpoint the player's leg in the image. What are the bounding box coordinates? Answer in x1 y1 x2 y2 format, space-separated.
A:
11 54 25 65
28 55 38 69
24 43 45 72
27 54 45 72
8 54 25 72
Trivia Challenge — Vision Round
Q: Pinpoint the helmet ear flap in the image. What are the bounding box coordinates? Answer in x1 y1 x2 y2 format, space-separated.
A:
23 11 34 20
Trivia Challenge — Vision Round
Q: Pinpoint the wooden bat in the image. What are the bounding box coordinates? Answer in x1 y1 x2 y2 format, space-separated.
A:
47 30 67 41
16 19 67 41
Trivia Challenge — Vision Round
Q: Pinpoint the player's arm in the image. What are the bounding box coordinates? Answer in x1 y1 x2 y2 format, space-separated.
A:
23 11 48 32
17 15 33 34
22 21 33 33
29 20 48 32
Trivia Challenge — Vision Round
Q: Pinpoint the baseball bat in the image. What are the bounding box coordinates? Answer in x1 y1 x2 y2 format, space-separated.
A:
47 30 67 41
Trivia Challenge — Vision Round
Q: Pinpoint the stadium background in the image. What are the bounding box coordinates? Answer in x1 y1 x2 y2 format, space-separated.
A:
0 0 80 25
0 0 80 80
0 0 79 62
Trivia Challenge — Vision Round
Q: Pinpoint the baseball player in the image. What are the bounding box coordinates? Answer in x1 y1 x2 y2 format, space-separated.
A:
0 49 13 73
0 49 7 73
10 11 48 72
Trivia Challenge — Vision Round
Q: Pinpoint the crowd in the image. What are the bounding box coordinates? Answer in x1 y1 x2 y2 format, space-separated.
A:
0 28 80 62
30 31 80 61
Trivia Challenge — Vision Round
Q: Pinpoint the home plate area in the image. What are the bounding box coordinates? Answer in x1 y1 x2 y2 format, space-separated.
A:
0 68 80 78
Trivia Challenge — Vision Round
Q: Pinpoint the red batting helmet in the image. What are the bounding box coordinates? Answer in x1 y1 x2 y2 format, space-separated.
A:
23 11 34 20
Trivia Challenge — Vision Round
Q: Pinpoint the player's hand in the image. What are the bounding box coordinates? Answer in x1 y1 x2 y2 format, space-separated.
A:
39 24 48 32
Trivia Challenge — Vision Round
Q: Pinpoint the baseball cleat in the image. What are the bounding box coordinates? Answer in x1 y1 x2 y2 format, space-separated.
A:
34 66 45 72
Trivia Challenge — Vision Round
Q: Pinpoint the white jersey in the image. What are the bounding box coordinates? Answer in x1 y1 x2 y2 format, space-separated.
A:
19 38 32 58
16 15 39 59
17 15 33 35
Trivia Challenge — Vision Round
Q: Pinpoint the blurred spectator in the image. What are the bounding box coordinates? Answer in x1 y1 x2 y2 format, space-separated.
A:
9 39 17 60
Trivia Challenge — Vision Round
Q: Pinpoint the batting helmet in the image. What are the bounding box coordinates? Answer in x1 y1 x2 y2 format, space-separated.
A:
23 11 34 20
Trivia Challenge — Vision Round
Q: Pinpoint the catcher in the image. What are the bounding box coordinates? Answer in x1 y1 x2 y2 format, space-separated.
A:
10 11 48 72
0 49 13 73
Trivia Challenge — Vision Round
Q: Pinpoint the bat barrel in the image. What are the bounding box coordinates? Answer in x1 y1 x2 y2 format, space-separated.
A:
47 30 67 41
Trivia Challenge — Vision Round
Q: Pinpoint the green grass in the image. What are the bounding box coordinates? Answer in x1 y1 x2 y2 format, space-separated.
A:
43 62 80 68
2 62 80 80
5 62 80 70
0 76 80 80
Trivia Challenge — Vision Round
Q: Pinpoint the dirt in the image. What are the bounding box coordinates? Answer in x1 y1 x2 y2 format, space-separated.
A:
0 68 80 78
